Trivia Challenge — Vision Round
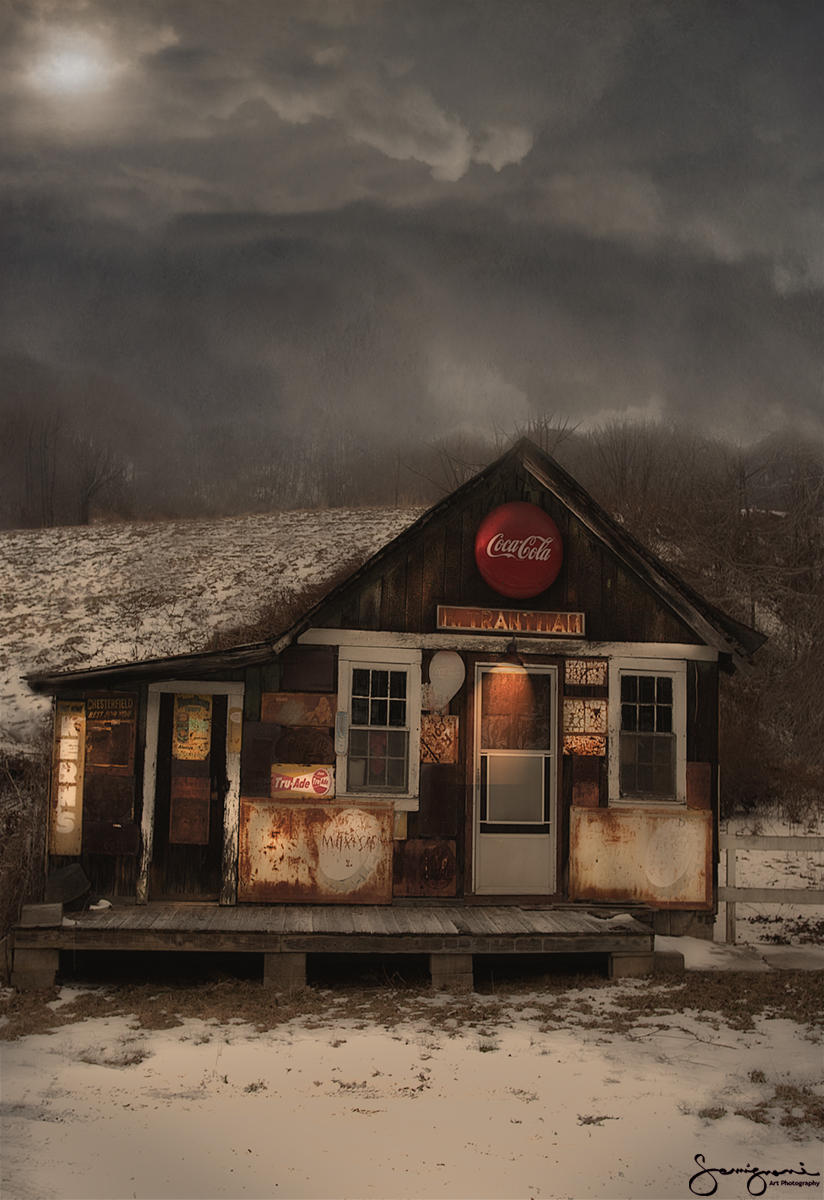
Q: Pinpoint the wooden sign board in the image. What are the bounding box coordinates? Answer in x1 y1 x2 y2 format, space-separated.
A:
437 605 585 636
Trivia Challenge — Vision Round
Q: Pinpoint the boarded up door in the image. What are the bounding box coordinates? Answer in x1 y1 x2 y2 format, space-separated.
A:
150 693 227 898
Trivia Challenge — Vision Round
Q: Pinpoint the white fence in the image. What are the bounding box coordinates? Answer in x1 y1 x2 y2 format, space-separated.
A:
718 831 824 944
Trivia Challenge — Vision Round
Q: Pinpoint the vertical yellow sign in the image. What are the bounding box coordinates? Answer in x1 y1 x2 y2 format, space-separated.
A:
50 701 86 856
172 695 212 761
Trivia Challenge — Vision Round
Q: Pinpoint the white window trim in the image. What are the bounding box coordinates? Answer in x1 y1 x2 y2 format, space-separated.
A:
608 657 687 806
336 646 422 811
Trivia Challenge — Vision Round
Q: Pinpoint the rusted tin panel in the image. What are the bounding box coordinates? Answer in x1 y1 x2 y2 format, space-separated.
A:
686 762 712 810
169 774 211 844
238 801 393 903
571 753 602 807
420 714 459 764
393 839 457 897
563 698 607 734
563 734 606 756
564 658 608 687
569 807 713 909
261 692 336 726
275 725 335 764
270 764 335 799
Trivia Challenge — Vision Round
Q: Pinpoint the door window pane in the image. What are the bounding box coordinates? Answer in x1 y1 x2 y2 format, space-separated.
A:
486 754 545 822
481 671 551 750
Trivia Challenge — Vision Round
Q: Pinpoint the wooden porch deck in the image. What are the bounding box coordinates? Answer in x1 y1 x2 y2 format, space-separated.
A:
18 901 652 953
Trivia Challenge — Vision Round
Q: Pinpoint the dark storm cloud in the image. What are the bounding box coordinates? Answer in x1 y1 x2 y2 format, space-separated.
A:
1 0 822 455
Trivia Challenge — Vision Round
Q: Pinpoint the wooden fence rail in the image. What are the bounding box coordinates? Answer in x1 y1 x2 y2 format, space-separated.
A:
717 832 824 944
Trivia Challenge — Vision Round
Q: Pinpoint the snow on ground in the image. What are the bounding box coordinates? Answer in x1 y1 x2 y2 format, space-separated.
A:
1 978 822 1200
0 508 421 750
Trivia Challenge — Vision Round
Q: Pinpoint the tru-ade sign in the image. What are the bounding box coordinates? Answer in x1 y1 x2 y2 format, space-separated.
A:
474 501 563 598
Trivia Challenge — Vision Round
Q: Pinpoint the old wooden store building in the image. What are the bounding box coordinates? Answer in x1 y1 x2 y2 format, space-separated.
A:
15 439 764 990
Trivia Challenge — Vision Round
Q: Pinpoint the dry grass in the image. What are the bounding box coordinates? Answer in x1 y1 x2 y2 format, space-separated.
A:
1 969 822 1044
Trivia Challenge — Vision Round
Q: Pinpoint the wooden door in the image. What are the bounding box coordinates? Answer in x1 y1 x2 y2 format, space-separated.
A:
150 693 227 899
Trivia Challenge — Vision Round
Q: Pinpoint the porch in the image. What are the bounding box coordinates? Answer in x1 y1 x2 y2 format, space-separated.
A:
12 902 656 991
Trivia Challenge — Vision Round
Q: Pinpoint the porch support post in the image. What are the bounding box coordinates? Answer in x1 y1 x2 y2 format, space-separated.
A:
136 688 161 904
263 952 306 992
608 951 655 979
11 948 59 991
430 952 474 992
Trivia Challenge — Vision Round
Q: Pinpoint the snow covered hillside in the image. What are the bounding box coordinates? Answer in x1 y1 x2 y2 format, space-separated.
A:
0 508 422 750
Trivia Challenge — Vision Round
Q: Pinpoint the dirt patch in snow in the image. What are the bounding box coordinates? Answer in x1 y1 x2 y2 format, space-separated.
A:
2 970 822 1045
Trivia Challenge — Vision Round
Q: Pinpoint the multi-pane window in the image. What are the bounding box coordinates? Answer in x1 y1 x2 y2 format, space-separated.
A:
347 667 409 792
619 673 675 798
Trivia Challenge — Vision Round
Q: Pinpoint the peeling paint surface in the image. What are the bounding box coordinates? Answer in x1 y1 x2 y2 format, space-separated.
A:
564 658 608 686
563 699 607 734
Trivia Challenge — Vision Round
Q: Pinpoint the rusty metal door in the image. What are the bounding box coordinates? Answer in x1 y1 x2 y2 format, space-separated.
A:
473 664 557 894
149 693 227 899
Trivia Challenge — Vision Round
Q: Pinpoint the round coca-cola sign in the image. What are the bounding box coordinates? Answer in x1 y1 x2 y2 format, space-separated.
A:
474 501 563 598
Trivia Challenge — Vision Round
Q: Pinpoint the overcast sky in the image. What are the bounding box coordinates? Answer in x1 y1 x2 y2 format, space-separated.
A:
2 0 822 458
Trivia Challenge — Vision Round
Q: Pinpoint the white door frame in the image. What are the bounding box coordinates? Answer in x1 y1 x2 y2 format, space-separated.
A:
136 680 245 905
472 662 558 895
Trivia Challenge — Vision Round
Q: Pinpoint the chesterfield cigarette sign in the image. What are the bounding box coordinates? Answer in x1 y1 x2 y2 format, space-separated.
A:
474 501 563 598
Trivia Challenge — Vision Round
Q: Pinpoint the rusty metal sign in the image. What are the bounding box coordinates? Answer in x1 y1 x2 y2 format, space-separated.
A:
270 763 335 799
563 734 607 756
563 698 607 734
436 605 585 636
50 701 86 856
420 714 459 764
564 658 608 687
569 807 713 908
238 801 393 903
169 775 211 844
261 692 336 726
173 694 212 761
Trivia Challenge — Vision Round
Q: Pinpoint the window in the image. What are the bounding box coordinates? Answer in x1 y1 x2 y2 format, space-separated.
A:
337 648 421 807
608 659 686 804
619 673 674 797
348 667 409 791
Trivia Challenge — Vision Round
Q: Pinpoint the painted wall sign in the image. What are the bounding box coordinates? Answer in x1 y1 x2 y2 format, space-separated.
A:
437 604 584 637
238 801 393 903
474 501 563 598
172 694 212 761
85 693 137 773
50 701 86 856
270 763 335 799
420 714 459 764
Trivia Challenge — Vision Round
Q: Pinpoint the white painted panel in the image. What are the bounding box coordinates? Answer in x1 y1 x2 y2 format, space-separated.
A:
476 834 554 894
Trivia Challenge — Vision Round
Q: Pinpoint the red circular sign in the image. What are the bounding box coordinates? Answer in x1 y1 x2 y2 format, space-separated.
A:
312 768 332 796
474 502 563 598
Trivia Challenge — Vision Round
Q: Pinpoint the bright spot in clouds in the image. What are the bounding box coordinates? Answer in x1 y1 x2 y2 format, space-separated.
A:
29 36 115 95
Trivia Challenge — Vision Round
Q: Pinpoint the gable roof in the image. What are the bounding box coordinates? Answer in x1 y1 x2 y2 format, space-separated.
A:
26 438 765 692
